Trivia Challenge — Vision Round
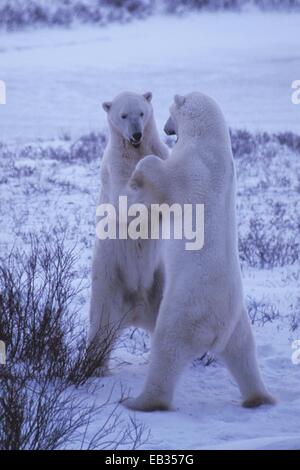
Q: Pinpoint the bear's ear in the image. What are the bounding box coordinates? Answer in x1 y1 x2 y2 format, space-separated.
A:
102 101 112 113
143 91 152 102
174 94 186 108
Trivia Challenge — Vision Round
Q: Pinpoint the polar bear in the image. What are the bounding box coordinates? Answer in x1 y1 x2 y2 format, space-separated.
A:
88 91 169 373
124 92 275 410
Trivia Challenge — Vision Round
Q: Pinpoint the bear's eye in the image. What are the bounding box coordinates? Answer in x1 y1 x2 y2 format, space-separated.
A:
140 112 144 117
121 114 127 119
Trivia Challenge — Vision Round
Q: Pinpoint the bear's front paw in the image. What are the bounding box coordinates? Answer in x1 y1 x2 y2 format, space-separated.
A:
129 169 144 190
121 394 170 412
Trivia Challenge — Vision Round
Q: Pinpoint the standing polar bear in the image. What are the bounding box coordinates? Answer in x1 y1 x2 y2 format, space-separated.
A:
88 91 168 372
125 92 275 411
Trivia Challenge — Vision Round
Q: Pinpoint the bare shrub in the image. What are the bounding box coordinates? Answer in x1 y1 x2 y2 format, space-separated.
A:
246 297 280 326
1 1 299 30
164 0 300 14
239 218 299 269
230 129 271 159
0 0 154 30
276 132 300 154
193 352 216 367
230 129 300 160
70 132 107 163
0 368 147 450
0 236 120 384
0 236 147 450
288 298 300 332
0 133 106 167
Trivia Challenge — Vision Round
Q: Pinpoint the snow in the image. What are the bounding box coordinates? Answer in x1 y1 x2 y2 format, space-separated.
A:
0 11 300 450
0 134 299 450
97 321 300 450
1 12 300 144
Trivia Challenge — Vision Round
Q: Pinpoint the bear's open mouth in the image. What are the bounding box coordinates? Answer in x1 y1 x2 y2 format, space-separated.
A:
130 139 141 148
164 128 176 136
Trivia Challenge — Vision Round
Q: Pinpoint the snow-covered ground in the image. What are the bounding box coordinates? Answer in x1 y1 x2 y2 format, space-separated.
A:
0 131 299 450
1 12 300 143
0 12 300 450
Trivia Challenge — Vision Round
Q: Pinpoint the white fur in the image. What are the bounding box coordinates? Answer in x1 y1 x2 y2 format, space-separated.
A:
124 92 275 410
88 91 169 372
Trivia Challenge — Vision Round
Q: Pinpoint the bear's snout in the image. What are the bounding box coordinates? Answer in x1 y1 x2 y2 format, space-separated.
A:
130 132 143 147
164 116 176 136
132 132 142 142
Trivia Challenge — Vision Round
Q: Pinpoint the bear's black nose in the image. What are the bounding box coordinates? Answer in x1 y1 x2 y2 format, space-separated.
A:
132 132 142 142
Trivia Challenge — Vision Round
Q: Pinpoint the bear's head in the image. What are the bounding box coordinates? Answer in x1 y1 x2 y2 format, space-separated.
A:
164 92 226 140
102 91 153 148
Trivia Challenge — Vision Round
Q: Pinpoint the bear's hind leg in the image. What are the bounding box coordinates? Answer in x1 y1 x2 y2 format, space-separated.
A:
123 299 201 411
87 275 125 377
87 306 123 377
219 312 276 408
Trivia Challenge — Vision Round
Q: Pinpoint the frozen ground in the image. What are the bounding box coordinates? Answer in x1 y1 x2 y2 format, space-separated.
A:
0 12 300 450
0 129 299 450
1 12 300 143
